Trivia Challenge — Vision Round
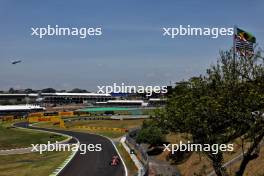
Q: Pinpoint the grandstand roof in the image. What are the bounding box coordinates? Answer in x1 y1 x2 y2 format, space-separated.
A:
0 94 38 97
0 104 45 111
77 107 132 112
41 93 111 96
107 100 144 103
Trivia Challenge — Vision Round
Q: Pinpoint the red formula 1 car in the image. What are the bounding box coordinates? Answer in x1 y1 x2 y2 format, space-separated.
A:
110 155 120 166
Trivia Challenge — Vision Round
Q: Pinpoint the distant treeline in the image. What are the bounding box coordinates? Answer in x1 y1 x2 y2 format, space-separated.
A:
0 88 91 94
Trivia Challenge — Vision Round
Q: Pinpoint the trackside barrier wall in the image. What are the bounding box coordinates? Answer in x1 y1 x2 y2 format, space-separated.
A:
28 116 61 123
1 116 14 122
125 129 149 176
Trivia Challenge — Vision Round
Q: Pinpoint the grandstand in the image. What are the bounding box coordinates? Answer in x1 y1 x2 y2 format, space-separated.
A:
0 93 114 105
41 93 114 104
0 104 45 117
0 94 38 105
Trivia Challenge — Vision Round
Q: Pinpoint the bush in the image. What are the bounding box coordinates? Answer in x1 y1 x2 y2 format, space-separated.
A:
136 125 163 145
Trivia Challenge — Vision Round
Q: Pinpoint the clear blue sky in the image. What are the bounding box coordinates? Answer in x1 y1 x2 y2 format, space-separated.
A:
0 0 263 91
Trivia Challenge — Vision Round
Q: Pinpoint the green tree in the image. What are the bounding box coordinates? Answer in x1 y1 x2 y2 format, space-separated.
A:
154 49 264 176
68 88 88 93
41 88 56 93
8 88 16 93
136 121 164 145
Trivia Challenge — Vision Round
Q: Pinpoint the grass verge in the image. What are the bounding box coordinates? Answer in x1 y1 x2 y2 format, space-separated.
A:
0 151 70 176
0 122 67 150
116 142 138 176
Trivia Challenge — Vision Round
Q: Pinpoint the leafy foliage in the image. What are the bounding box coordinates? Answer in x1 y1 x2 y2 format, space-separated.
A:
153 49 264 176
136 120 164 145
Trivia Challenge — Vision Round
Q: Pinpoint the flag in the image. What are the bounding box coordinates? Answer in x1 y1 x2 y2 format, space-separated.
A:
234 27 256 56
236 28 256 43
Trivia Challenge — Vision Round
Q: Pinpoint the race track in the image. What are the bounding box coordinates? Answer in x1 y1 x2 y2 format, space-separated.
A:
15 122 126 176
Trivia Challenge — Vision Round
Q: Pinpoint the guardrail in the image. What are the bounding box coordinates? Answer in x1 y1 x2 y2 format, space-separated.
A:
125 128 149 176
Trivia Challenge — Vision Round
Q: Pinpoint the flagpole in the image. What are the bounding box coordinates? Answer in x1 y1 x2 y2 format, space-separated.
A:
233 25 237 78
233 25 237 62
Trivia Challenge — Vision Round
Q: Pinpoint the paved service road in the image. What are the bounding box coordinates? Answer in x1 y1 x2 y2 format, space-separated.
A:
15 122 126 176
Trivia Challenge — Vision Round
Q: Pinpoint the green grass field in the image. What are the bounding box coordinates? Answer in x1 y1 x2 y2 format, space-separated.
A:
0 122 66 150
0 151 70 176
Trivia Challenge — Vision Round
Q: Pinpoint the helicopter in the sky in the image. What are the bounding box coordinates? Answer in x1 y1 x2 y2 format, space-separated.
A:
11 60 22 65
